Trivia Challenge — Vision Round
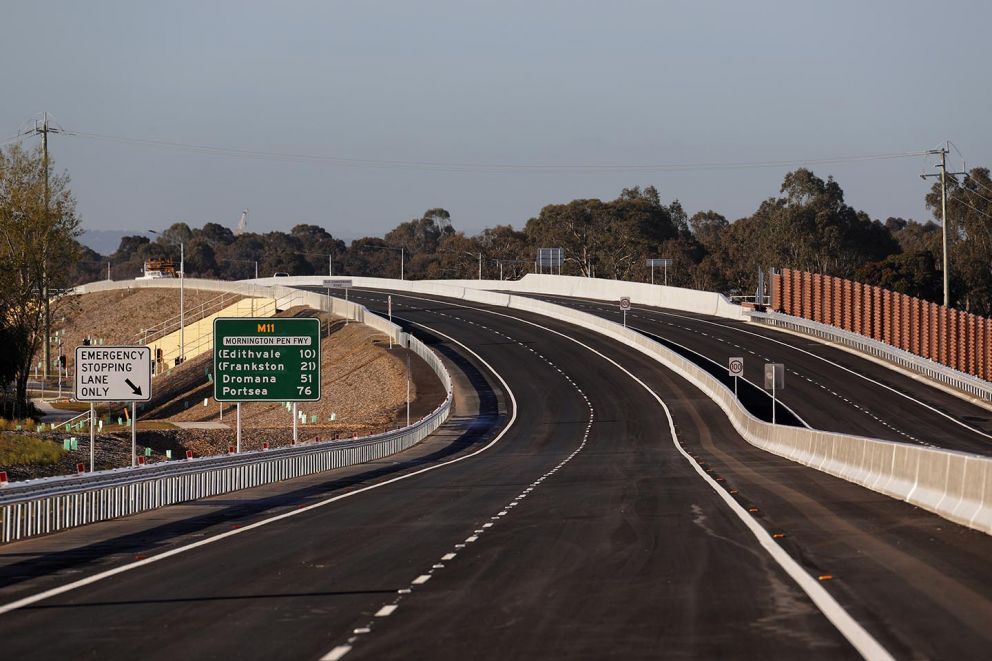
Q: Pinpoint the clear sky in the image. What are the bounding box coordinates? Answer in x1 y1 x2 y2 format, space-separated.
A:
2 0 989 239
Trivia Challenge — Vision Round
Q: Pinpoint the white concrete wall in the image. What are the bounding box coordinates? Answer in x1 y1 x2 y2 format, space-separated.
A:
249 275 991 534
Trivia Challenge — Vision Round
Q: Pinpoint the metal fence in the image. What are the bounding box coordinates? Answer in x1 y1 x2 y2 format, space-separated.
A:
748 310 992 403
0 290 451 543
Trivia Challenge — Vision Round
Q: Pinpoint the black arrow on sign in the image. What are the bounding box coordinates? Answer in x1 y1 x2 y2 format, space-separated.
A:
124 378 143 397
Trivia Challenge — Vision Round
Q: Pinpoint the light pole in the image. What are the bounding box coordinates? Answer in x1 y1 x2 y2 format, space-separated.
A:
148 230 185 363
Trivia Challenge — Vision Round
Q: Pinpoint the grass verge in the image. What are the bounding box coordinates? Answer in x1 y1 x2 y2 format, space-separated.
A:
0 434 64 466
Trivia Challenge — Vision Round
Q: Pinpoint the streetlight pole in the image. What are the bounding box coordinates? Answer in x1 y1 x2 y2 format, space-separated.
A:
478 252 482 280
179 241 185 362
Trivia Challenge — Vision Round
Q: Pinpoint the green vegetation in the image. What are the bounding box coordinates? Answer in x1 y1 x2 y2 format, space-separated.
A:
0 418 36 431
0 433 63 466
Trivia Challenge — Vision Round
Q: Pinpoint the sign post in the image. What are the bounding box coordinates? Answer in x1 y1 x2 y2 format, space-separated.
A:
388 295 393 348
728 357 744 399
763 363 785 424
214 317 321 452
323 279 354 324
646 258 673 286
292 402 298 444
619 297 631 327
75 345 152 470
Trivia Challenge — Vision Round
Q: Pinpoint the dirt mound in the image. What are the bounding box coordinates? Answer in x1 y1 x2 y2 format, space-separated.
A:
45 288 228 373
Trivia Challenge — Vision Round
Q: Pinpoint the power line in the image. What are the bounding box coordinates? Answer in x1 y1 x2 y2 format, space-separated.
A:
965 174 992 196
962 186 992 208
61 129 932 175
956 197 992 223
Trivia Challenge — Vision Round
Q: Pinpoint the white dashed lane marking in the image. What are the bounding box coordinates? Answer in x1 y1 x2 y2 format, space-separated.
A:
323 304 597 660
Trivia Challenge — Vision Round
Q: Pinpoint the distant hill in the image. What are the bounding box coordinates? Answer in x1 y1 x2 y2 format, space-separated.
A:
80 230 130 255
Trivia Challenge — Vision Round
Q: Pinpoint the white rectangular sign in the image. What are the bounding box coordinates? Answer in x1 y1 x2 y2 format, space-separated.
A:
728 357 744 377
74 346 152 402
322 279 352 289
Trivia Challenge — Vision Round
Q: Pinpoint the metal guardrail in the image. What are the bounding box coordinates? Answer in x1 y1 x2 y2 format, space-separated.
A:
748 310 992 403
132 290 243 347
0 290 452 543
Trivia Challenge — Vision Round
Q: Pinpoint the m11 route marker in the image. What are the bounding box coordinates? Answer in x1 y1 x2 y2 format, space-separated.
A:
74 345 152 471
214 317 322 449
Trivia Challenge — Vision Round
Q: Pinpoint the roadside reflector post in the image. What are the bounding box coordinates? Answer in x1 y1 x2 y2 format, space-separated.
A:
262 441 269 451
0 471 8 486
76 462 86 475
186 449 193 460
137 455 145 466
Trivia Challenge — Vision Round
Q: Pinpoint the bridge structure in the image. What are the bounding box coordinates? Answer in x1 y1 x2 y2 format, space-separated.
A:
0 273 989 660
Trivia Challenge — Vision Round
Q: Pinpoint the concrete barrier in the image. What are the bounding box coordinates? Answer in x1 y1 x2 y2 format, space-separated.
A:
261 275 990 535
252 274 747 320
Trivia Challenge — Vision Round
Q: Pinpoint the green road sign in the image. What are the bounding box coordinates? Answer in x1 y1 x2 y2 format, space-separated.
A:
213 317 321 402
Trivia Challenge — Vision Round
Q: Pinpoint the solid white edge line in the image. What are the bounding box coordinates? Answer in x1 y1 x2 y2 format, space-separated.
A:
377 290 895 661
627 322 811 429
616 296 992 442
0 317 519 619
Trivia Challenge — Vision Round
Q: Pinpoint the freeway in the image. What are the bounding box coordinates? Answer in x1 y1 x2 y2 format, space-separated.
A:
0 287 988 660
513 292 992 456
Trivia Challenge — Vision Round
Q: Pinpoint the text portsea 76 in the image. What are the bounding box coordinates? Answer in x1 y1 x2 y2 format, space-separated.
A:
213 317 321 402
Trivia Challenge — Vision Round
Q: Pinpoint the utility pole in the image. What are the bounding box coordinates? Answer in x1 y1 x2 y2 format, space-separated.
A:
29 113 63 386
922 146 967 307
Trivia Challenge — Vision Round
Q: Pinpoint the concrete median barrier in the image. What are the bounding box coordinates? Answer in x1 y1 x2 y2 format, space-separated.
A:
191 274 991 534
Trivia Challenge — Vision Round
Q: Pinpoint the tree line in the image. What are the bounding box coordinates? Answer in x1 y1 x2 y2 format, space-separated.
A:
71 167 992 315
5 140 992 416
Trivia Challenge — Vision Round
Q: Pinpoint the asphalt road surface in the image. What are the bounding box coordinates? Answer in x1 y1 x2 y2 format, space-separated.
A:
0 287 989 660
515 292 992 456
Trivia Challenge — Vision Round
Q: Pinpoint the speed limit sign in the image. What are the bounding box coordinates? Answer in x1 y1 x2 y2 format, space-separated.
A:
728 357 744 377
619 297 631 311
